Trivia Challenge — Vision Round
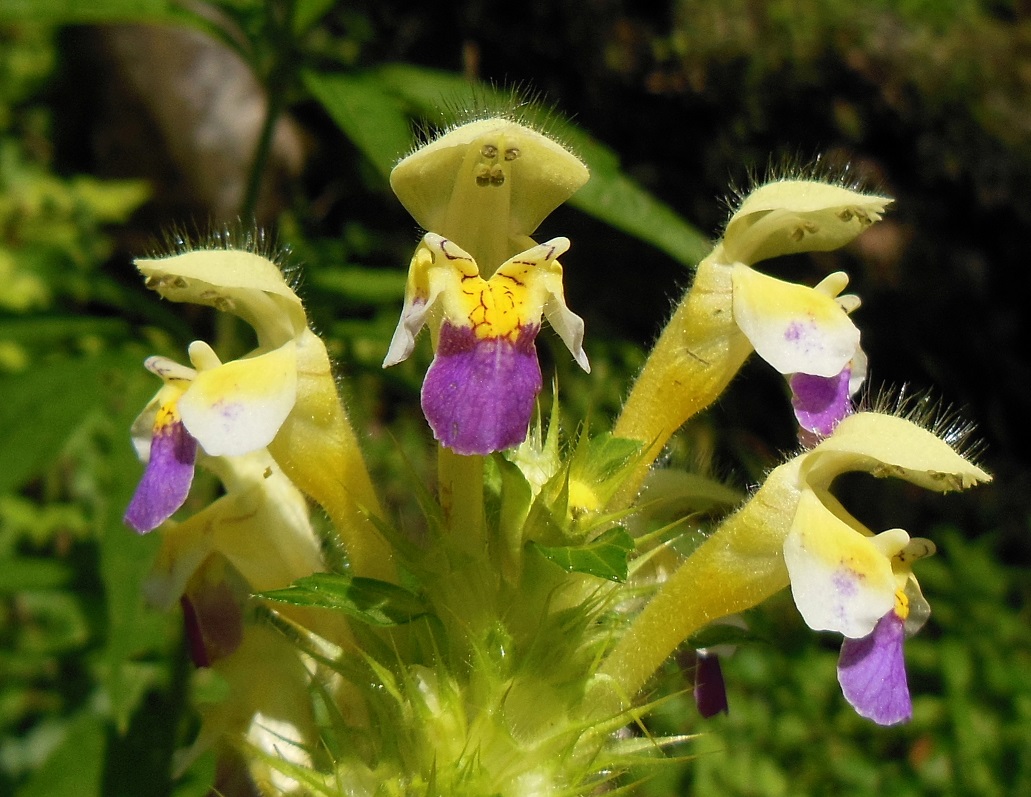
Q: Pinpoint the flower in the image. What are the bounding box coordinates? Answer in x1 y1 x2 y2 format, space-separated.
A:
124 341 298 532
383 233 589 455
762 412 988 723
596 411 990 719
126 243 393 579
613 179 889 495
384 116 592 456
125 247 308 533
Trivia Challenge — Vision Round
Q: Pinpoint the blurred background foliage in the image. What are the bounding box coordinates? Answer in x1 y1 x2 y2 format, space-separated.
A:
0 0 1028 795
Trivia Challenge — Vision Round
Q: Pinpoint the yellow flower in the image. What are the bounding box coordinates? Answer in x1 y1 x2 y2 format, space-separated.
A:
385 116 591 455
383 233 588 455
128 244 393 579
613 179 890 499
597 411 990 712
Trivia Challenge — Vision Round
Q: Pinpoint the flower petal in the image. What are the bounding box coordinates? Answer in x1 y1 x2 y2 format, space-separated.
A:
178 343 298 456
383 235 454 367
722 180 892 265
389 118 589 253
124 403 198 533
694 650 729 718
838 608 912 725
494 236 590 373
732 265 860 377
136 250 307 344
180 556 247 668
804 412 992 492
790 367 853 438
421 322 542 455
784 490 905 638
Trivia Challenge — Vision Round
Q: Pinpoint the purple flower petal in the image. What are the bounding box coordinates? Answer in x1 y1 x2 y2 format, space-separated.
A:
694 650 729 718
790 366 852 441
421 322 542 455
837 608 912 725
124 415 197 533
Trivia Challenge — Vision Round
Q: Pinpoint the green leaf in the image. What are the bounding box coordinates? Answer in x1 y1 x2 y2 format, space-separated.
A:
0 0 179 23
531 526 635 583
258 573 430 627
16 711 106 797
293 0 336 35
311 266 407 304
0 557 71 592
303 70 414 178
0 357 111 493
567 170 711 267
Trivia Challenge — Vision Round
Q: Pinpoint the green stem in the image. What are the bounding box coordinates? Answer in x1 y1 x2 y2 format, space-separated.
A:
240 0 298 225
437 447 486 555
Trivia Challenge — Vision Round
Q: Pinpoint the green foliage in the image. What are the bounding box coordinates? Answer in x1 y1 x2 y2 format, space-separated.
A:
531 526 636 583
259 574 430 627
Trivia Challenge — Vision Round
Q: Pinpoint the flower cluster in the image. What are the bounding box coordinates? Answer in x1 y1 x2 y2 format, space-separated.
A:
124 114 989 795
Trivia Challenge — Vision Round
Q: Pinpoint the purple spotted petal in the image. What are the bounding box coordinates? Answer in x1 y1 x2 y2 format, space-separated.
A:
421 322 542 455
790 366 852 441
124 419 197 533
694 650 729 718
837 609 912 725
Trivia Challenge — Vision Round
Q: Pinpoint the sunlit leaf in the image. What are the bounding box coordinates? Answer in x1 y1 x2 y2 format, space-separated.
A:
303 70 413 179
0 0 179 23
531 526 635 582
258 573 430 627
